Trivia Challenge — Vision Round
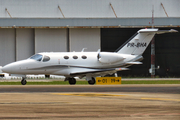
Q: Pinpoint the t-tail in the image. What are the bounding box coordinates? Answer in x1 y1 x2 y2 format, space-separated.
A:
115 28 178 55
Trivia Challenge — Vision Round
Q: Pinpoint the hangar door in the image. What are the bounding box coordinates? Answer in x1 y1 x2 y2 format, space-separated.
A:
35 28 67 53
16 28 34 61
70 28 100 52
101 28 180 77
0 29 16 66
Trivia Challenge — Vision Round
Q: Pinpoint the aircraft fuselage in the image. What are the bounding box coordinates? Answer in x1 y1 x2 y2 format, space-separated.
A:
2 52 139 76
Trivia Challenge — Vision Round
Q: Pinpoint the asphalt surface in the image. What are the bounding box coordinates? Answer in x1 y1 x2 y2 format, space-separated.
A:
0 85 180 120
0 85 180 94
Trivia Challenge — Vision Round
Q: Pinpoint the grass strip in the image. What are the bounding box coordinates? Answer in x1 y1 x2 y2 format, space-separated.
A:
0 80 179 85
0 81 88 85
122 80 180 84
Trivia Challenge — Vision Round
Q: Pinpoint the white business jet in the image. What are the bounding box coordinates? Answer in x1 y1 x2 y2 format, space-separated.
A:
1 28 178 85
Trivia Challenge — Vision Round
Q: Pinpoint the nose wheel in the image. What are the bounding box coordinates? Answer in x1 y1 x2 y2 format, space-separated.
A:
21 78 27 85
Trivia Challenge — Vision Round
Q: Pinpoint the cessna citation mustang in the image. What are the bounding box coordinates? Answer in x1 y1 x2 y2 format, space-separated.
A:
1 28 178 85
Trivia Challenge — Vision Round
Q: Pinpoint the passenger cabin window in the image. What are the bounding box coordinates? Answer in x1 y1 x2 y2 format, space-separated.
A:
82 55 87 59
30 54 43 61
73 55 78 59
43 56 50 62
64 56 69 60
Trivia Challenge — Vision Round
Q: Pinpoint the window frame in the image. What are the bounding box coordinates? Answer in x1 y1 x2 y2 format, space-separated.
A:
42 55 50 62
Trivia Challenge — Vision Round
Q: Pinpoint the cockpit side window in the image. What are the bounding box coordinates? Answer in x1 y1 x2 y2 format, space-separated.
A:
43 55 50 62
30 54 43 61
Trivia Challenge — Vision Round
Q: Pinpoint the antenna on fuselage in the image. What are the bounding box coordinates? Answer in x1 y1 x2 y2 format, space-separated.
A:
81 48 87 52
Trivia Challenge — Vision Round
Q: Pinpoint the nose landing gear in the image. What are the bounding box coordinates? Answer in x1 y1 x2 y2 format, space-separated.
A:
21 77 27 85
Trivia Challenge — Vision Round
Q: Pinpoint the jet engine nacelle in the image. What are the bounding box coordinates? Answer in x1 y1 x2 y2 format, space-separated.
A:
98 52 124 64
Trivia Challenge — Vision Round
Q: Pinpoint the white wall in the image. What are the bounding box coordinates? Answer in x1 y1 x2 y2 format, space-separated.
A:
0 0 179 18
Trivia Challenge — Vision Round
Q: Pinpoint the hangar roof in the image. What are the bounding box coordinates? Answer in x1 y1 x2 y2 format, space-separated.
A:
1 0 179 18
0 0 179 28
0 18 179 28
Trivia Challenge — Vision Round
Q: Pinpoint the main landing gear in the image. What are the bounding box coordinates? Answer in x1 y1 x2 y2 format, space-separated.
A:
88 77 96 85
21 77 27 85
65 77 96 85
68 77 76 85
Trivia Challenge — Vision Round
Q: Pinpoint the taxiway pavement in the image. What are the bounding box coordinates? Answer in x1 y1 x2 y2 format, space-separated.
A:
0 85 180 120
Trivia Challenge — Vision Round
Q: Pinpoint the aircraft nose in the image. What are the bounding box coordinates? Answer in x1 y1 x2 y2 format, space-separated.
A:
2 59 25 73
1 65 13 73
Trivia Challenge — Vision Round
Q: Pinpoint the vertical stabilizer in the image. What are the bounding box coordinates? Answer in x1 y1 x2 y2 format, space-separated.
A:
116 28 177 55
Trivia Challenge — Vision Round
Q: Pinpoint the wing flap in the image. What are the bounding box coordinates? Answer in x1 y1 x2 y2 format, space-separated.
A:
126 62 142 65
70 67 129 77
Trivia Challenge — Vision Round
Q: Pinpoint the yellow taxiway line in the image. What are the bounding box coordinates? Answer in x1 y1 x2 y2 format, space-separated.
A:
141 98 180 102
52 93 180 102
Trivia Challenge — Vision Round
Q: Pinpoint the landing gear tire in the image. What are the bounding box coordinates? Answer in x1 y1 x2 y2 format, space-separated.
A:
88 77 96 85
21 78 27 85
69 78 76 85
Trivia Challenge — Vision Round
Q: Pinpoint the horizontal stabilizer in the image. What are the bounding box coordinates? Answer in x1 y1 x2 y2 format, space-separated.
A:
126 62 142 65
138 29 178 34
155 29 178 34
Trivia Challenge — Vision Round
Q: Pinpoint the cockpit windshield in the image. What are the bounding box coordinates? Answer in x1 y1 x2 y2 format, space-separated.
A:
29 54 43 61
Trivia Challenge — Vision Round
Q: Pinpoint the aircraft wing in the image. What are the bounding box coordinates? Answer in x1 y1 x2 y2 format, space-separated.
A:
69 67 129 77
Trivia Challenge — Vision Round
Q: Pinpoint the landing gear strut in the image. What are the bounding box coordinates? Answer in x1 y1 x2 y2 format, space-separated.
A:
88 77 96 85
68 77 76 85
21 77 27 85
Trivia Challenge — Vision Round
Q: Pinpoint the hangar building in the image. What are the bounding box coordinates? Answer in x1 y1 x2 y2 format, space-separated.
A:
0 0 180 77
